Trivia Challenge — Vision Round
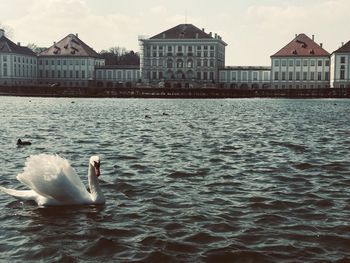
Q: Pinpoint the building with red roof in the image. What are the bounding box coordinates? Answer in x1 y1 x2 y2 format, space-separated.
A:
38 33 105 87
271 33 330 89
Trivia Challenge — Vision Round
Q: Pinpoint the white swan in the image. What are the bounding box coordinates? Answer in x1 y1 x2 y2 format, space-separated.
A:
0 154 105 206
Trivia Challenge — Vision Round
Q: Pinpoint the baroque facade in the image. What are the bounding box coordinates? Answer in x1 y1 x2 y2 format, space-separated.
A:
139 24 226 86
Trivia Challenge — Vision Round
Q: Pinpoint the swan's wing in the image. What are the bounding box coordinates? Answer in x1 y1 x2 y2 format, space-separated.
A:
16 154 90 203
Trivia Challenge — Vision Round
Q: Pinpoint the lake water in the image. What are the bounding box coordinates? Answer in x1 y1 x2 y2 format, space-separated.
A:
0 97 350 262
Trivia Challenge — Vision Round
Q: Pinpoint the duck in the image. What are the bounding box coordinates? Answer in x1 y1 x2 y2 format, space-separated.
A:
0 154 105 206
17 139 32 146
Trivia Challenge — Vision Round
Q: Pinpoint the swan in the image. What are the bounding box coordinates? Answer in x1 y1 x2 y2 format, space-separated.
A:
0 154 105 206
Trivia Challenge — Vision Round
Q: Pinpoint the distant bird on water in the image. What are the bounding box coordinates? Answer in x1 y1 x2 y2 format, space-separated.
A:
17 139 32 146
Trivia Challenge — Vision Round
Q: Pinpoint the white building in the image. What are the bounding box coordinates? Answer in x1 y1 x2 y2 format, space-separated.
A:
95 65 141 87
38 33 104 87
0 29 38 86
219 66 271 89
271 34 330 89
139 24 227 87
330 41 350 88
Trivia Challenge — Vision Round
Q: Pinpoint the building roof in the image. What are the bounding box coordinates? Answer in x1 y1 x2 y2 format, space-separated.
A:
222 66 271 71
333 40 350 53
96 65 140 70
40 33 102 58
271 34 329 57
150 24 220 40
0 35 37 56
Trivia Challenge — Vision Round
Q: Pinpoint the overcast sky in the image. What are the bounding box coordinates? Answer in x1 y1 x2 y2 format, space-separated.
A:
1 0 349 66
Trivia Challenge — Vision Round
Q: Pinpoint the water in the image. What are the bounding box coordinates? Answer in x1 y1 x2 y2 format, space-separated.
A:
0 97 350 263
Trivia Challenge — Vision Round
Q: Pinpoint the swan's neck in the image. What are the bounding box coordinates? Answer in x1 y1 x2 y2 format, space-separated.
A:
88 164 104 203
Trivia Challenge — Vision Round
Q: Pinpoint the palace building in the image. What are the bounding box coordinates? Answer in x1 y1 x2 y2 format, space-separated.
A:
0 29 38 86
219 66 271 89
38 33 105 87
139 24 227 87
330 41 350 88
271 34 330 89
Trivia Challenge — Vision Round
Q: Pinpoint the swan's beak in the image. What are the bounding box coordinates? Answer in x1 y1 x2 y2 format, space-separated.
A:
94 162 100 177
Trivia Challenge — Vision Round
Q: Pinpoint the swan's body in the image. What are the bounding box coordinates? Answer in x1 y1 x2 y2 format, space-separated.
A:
0 154 105 206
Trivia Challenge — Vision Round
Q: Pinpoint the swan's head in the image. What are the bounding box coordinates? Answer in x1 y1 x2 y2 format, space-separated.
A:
90 155 101 177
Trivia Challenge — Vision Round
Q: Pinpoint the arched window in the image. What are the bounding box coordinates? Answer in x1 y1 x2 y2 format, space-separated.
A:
187 59 193 68
176 59 184 68
167 59 173 68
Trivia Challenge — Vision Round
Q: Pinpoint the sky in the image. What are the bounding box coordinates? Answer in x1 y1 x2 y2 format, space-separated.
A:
0 0 349 66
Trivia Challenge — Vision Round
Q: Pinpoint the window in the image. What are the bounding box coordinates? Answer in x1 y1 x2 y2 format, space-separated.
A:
45 60 48 65
197 72 201 80
51 70 55 78
210 60 214 67
176 59 183 68
187 59 193 68
274 60 279 67
303 72 308 80
310 72 315 80
210 72 214 80
188 46 192 52
318 60 322 67
325 60 329 67
274 71 279 81
289 60 294 67
70 71 73 78
341 56 346 64
296 72 300 80
203 59 208 67
310 60 315 67
82 60 85 66
51 60 54 65
197 51 201 57
63 60 66 65
281 60 286 67
58 71 61 78
159 71 163 79
197 60 201 67
58 60 61 65
325 72 329 81
63 70 67 78
231 72 237 81
340 65 345 80
210 52 214 57
289 72 293 80
76 60 79 65
318 72 322 80
203 72 208 80
303 60 308 67
253 71 258 81
167 59 173 68
242 72 248 81
296 60 301 67
76 71 79 78
282 72 286 81
177 46 182 52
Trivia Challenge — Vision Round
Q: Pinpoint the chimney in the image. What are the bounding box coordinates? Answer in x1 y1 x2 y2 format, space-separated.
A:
209 32 212 37
0 29 4 37
202 28 205 32
342 42 344 46
75 33 78 37
312 34 314 41
320 43 323 48
295 34 297 38
215 33 217 39
17 42 21 46
195 33 198 39
162 33 166 39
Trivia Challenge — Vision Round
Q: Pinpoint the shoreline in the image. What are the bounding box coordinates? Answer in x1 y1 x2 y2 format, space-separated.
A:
0 86 349 99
